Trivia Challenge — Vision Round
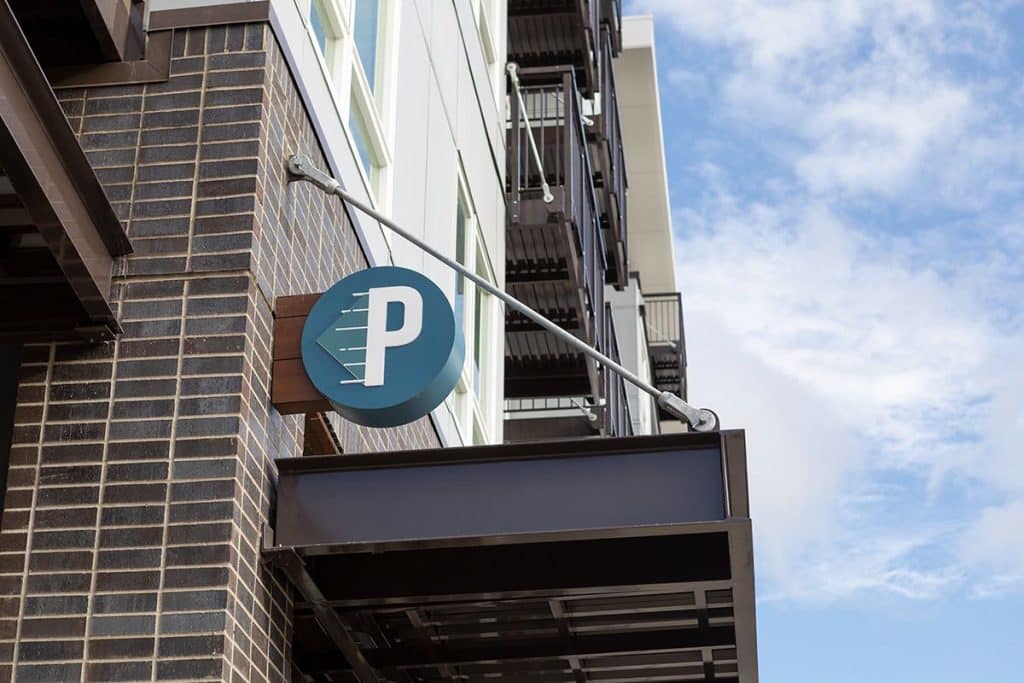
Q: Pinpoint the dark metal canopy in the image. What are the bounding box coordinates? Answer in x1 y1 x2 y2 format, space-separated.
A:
0 1 131 341
265 431 759 682
7 0 145 67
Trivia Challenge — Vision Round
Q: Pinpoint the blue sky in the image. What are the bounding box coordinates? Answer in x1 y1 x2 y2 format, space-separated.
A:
629 1 1024 680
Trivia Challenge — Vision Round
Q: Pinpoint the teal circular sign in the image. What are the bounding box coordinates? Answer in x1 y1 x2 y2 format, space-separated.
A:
301 267 464 428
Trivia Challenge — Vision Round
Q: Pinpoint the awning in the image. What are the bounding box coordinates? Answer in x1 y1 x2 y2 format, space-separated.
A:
0 2 131 341
265 431 759 682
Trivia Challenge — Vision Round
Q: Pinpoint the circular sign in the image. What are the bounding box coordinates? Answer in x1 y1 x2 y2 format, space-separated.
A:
301 267 465 427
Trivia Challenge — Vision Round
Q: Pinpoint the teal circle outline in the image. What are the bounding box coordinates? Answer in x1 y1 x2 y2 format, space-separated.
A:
300 267 464 427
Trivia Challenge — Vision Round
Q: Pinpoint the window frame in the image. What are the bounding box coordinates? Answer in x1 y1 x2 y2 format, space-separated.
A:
470 0 503 105
450 175 499 446
308 0 345 77
300 0 397 209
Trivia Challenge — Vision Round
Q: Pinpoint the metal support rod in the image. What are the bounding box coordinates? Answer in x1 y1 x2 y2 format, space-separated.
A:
506 62 555 204
265 547 383 683
287 154 718 432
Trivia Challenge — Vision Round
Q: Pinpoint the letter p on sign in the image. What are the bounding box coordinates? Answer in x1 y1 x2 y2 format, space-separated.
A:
302 266 463 427
363 285 424 387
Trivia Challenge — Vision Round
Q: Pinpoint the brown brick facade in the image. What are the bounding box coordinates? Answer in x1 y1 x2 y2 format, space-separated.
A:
1 22 438 682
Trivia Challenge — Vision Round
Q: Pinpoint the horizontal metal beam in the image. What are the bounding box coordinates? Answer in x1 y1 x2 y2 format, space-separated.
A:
313 624 738 671
505 268 572 284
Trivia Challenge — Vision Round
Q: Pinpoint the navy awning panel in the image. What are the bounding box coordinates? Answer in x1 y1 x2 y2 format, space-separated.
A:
275 443 726 548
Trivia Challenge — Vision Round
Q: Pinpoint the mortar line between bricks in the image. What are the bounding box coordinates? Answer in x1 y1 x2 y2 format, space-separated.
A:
220 31 262 683
79 89 142 681
123 105 146 246
183 27 209 284
80 333 123 682
150 274 189 683
11 344 56 679
230 76 271 677
224 295 258 680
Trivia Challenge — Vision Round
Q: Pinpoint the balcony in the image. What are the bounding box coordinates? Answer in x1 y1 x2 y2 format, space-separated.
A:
591 27 628 287
508 0 600 95
601 301 632 437
644 292 688 421
601 0 623 55
505 302 632 442
506 67 607 400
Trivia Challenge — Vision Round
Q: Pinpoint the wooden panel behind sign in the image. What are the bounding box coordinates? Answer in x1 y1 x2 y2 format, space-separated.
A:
271 294 331 415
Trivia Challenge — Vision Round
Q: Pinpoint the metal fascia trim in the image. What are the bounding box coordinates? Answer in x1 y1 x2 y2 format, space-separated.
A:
275 430 725 474
148 0 271 31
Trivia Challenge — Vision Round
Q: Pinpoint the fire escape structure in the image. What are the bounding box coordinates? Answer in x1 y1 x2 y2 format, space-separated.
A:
503 0 688 439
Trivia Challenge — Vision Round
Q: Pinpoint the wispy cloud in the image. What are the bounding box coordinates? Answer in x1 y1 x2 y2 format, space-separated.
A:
633 0 1024 601
644 0 1024 203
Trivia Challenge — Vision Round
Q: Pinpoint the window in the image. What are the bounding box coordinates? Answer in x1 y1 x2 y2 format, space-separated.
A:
454 198 469 329
472 248 488 399
349 93 377 180
304 0 396 201
470 0 503 103
353 0 380 94
309 0 335 59
451 182 497 445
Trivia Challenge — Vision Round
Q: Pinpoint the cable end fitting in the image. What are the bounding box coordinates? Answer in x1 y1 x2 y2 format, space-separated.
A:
288 154 339 193
657 392 719 432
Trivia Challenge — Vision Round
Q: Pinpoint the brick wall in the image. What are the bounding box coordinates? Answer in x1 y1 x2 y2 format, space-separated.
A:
0 22 438 682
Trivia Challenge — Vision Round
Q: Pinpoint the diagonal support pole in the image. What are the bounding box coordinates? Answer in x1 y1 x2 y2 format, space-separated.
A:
506 62 554 204
286 154 718 432
265 547 384 683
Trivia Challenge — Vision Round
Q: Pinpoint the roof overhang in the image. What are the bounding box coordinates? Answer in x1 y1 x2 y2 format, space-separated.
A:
0 1 131 340
7 0 145 67
265 431 759 681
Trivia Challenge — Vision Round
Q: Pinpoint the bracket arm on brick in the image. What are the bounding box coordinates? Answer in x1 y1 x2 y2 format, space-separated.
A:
264 547 385 683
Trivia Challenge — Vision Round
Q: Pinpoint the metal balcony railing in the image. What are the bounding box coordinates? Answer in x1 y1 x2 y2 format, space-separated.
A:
504 302 632 439
643 293 688 419
594 27 628 286
602 302 632 437
507 0 600 94
507 66 606 349
601 0 623 54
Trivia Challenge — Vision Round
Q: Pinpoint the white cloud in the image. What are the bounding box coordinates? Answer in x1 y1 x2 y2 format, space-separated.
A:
795 84 971 196
682 309 860 576
638 0 1024 202
629 0 1024 600
961 500 1024 595
678 191 996 461
665 68 709 97
673 178 1024 600
637 0 936 72
683 311 964 602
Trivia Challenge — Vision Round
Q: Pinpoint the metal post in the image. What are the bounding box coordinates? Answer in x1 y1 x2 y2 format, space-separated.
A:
506 63 555 204
286 154 718 432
